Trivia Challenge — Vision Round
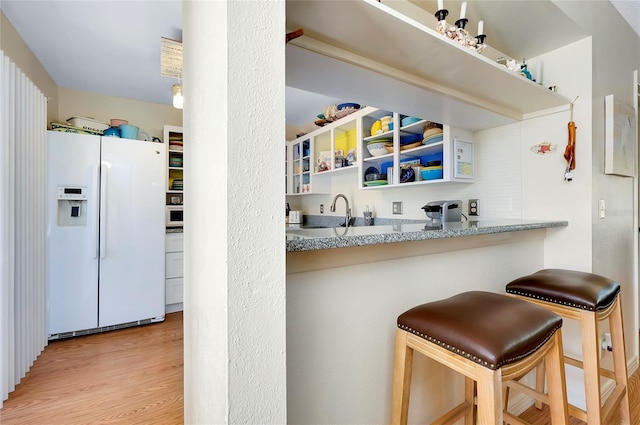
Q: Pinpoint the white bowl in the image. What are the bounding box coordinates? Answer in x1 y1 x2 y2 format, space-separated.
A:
366 142 388 157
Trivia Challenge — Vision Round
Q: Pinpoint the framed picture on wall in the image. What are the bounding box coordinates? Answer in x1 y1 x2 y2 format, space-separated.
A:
605 94 637 177
453 138 474 179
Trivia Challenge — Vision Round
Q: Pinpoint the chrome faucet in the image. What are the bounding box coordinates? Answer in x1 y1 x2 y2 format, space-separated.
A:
330 194 351 227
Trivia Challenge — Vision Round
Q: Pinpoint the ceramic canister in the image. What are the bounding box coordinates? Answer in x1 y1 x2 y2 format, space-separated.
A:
118 124 139 140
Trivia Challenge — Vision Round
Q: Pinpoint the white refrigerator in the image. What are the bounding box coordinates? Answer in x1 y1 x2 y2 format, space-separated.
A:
47 131 166 337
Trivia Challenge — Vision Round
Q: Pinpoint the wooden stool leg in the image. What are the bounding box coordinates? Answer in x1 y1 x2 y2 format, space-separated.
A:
610 299 631 424
502 383 510 412
580 310 602 424
545 331 569 425
464 377 475 425
391 329 413 425
534 360 545 410
475 365 502 424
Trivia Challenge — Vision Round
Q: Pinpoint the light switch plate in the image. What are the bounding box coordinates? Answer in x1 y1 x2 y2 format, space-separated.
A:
392 201 403 215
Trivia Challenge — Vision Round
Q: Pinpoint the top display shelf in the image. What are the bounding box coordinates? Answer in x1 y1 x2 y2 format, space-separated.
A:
286 0 573 130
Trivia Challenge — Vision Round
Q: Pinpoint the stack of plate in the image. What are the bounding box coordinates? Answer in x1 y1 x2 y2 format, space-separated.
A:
423 127 444 145
169 156 183 167
169 134 183 151
172 179 183 190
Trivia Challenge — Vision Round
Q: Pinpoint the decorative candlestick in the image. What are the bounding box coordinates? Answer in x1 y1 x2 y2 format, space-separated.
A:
455 2 467 30
475 34 486 45
435 8 449 22
455 18 468 29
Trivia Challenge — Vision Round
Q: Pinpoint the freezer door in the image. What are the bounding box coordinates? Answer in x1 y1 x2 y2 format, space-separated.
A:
47 131 101 335
98 138 166 327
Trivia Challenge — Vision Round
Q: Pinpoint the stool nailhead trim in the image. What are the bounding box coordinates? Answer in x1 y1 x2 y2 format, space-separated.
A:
397 323 562 370
506 289 596 311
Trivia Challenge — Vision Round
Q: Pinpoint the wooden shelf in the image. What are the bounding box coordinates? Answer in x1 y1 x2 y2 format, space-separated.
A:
286 0 571 131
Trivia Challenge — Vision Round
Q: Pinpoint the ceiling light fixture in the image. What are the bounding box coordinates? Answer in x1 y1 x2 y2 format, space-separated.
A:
162 37 184 109
172 84 183 109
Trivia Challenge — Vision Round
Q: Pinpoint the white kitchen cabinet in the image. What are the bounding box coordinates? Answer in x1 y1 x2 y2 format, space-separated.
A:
287 120 359 195
285 105 474 193
288 137 316 194
358 108 473 189
165 232 183 313
285 107 376 195
164 125 184 202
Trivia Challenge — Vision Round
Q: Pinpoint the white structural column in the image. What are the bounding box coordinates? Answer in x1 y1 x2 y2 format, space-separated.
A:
182 1 287 423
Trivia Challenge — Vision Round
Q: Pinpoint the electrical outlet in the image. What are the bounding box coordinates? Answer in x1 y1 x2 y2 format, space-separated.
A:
600 332 612 359
469 199 479 216
320 204 324 214
392 201 403 215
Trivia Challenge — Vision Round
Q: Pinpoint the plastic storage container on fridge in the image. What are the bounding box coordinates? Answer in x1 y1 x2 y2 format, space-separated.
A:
66 117 109 133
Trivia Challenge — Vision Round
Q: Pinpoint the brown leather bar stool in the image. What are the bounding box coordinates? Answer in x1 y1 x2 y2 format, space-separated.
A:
391 291 569 425
506 269 630 424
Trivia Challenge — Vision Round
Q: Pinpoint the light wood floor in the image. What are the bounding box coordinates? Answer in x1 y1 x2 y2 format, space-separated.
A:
1 312 639 424
0 312 183 425
517 365 640 425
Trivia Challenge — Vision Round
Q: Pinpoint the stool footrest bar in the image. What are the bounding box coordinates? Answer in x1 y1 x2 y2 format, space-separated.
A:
430 401 472 425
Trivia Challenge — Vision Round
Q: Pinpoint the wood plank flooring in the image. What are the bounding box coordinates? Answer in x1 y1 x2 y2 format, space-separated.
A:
0 312 183 425
1 311 640 424
518 367 640 425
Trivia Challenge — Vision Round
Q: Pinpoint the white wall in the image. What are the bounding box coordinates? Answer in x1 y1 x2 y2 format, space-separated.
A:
56 87 182 141
0 11 58 124
554 0 640 369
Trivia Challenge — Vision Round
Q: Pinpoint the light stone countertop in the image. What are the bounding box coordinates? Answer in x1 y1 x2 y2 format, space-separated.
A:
285 219 568 253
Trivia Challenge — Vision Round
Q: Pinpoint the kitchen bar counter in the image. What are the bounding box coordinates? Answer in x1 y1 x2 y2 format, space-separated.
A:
286 219 567 252
286 219 568 423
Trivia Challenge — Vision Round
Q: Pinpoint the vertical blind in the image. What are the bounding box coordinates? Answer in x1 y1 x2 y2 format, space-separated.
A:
0 50 48 407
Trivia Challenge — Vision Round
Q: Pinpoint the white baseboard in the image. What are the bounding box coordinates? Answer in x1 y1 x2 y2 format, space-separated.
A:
166 302 184 314
627 354 639 376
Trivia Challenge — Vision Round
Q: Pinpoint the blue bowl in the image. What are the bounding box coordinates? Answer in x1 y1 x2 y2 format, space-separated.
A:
400 133 422 145
421 168 443 180
337 102 360 110
401 116 422 127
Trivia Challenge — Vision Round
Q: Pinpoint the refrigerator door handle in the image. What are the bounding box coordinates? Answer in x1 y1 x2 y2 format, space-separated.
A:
92 162 100 259
100 161 108 259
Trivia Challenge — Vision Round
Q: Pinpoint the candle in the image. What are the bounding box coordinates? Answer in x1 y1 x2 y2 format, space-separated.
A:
460 1 467 19
438 0 444 11
536 59 542 84
478 20 484 35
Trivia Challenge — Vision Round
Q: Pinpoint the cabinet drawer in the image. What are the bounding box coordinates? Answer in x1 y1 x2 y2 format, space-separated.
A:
166 277 183 305
165 233 184 252
166 252 184 278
